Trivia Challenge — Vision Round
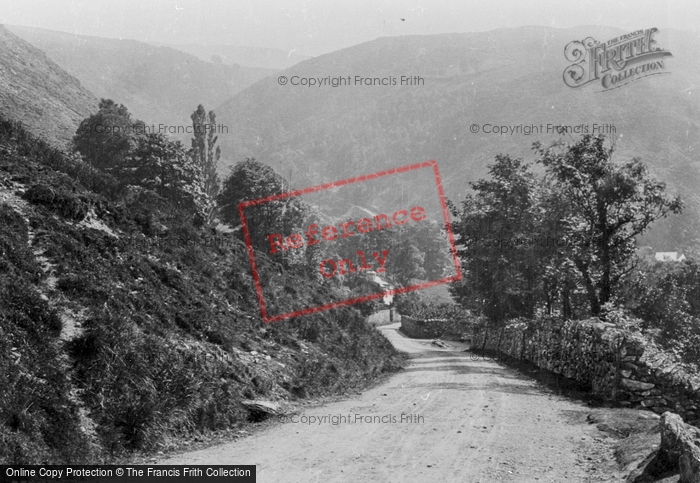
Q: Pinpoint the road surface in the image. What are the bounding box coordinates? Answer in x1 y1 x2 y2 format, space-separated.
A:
158 322 622 482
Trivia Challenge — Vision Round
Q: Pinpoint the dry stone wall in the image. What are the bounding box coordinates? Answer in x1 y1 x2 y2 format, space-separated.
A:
473 317 700 425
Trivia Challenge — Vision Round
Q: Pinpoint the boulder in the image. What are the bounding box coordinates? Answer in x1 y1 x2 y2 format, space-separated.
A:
242 400 281 417
627 412 700 482
659 412 700 483
431 339 450 348
621 378 656 392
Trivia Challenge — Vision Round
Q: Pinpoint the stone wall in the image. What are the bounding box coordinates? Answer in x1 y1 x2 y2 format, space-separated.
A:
473 317 700 425
399 315 469 340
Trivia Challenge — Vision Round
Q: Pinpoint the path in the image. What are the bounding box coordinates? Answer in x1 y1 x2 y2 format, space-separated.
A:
158 322 623 482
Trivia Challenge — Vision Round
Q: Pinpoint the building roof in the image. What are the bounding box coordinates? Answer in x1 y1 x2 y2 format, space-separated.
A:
655 252 686 262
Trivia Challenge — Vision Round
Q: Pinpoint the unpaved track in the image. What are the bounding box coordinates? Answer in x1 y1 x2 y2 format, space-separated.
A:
159 323 622 482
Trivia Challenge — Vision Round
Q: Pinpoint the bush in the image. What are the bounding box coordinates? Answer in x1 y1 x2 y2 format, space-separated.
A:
396 292 467 320
627 258 700 366
24 184 90 221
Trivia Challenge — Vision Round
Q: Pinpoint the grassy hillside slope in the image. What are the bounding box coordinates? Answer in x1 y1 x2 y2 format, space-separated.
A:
0 25 98 148
0 116 401 463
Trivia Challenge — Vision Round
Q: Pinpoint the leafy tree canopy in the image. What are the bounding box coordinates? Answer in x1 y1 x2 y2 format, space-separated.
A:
536 135 682 315
73 99 145 172
450 135 682 326
218 158 309 252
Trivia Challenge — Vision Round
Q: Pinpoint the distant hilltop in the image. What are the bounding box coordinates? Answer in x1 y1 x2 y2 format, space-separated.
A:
5 24 275 138
148 42 311 70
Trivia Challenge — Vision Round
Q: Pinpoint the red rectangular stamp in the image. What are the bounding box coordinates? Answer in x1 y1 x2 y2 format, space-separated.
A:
238 160 462 323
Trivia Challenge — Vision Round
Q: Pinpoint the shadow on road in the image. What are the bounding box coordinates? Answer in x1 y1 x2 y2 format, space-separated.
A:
469 349 607 406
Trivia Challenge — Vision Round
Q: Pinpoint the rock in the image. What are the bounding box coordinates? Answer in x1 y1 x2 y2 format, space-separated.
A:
241 400 281 416
431 339 449 348
620 378 656 392
658 412 700 483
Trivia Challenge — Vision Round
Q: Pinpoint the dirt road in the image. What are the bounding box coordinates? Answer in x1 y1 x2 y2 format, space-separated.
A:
158 322 625 482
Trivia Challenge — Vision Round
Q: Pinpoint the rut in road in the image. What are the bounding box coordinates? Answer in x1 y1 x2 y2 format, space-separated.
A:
158 322 625 482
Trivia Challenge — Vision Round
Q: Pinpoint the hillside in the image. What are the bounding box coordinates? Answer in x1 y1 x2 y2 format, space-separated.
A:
6 25 274 138
0 25 97 148
214 25 700 250
151 42 310 70
0 116 401 463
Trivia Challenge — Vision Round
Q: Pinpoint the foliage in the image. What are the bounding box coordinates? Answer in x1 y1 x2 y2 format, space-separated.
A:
449 154 542 325
73 100 210 221
449 135 682 328
190 105 221 224
218 158 309 253
626 258 700 364
331 219 453 288
116 132 208 216
396 292 468 320
536 135 682 315
1 114 401 462
73 99 145 173
342 273 382 316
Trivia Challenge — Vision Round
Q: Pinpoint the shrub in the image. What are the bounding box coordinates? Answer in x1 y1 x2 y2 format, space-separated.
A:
24 184 90 221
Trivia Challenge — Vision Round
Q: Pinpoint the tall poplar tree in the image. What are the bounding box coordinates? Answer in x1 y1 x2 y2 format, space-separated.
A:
191 105 221 224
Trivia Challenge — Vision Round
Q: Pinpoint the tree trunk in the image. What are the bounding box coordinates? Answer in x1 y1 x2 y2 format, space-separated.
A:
575 258 600 315
562 288 572 320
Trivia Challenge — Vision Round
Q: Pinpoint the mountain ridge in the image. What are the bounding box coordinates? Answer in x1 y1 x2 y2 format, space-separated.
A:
6 24 275 140
213 25 700 250
149 42 310 70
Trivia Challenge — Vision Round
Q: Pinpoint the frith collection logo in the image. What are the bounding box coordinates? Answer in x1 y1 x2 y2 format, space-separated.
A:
563 28 672 91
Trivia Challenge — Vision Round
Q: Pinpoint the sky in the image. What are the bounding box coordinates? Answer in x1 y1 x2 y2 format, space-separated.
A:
0 0 699 56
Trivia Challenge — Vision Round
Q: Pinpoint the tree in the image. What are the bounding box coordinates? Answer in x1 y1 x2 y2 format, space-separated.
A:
536 135 682 315
449 155 541 325
190 105 221 224
117 133 207 215
327 216 451 288
535 178 587 319
218 158 308 253
390 244 426 286
73 99 145 172
407 222 453 280
73 101 212 221
628 257 700 363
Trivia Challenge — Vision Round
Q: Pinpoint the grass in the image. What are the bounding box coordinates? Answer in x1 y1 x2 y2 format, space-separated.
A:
0 116 402 463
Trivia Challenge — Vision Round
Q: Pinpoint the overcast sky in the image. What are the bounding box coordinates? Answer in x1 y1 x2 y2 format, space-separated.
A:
1 0 698 56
